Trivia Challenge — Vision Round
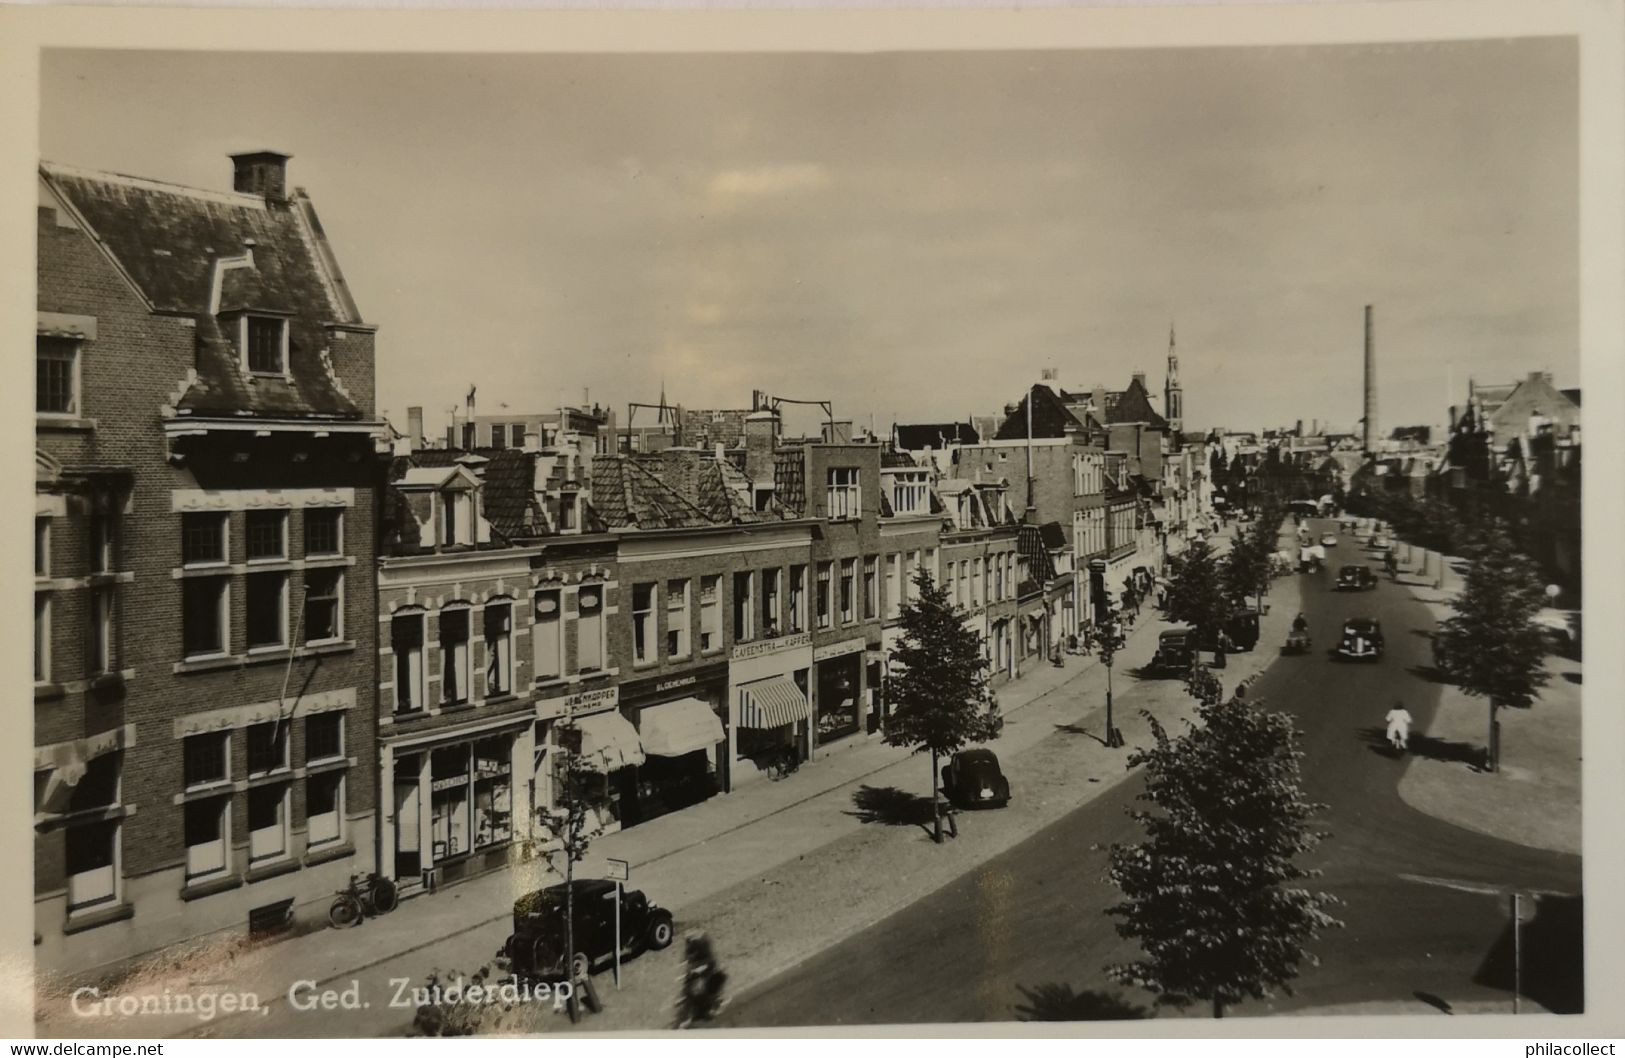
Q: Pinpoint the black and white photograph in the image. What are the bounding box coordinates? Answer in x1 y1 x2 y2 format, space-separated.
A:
5 0 1623 1042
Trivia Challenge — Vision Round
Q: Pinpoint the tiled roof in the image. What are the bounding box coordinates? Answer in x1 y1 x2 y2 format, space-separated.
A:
1562 388 1581 408
773 450 806 517
480 449 548 541
993 385 1088 440
635 450 783 524
1039 521 1068 551
880 449 918 468
1017 524 1057 583
590 456 713 530
895 422 979 450
41 163 366 421
679 408 752 449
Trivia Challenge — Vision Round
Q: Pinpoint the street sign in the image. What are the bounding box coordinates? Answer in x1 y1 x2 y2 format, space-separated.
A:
607 858 629 882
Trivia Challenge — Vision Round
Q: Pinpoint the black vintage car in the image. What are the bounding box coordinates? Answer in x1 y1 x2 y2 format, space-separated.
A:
1335 564 1378 592
942 748 1011 809
506 879 675 981
1150 628 1196 675
1336 618 1385 661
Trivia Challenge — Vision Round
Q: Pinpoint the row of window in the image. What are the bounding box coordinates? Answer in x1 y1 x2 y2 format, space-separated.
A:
391 596 536 714
1073 451 1107 497
940 550 1019 612
34 503 121 685
183 509 344 565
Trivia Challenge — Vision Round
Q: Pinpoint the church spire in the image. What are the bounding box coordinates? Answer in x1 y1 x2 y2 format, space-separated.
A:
1164 320 1183 433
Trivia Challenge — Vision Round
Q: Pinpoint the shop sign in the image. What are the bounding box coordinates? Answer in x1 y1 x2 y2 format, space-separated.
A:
621 662 728 704
431 776 466 793
564 687 619 715
607 858 630 882
813 638 866 663
731 631 811 663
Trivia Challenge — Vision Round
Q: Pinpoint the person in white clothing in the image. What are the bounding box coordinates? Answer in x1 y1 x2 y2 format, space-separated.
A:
1385 702 1414 751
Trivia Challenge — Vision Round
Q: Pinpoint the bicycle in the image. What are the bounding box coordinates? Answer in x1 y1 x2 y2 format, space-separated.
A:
329 871 399 928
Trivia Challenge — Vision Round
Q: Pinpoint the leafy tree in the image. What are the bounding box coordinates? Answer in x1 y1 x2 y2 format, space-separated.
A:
1090 615 1128 748
884 568 1003 843
535 722 613 1019
1162 540 1231 654
1222 522 1274 613
1106 688 1341 1018
1431 526 1551 772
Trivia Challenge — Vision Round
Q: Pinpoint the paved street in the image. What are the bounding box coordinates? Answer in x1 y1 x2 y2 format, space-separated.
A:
719 518 1583 1026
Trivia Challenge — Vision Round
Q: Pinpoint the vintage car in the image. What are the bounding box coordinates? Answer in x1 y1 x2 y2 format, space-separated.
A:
942 749 1011 809
506 879 675 981
1337 618 1385 661
1150 628 1196 675
1218 608 1262 652
1335 564 1378 591
1320 533 1338 547
1369 533 1393 554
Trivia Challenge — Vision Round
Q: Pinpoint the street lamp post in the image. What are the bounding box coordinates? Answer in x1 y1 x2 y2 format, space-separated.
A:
1097 616 1126 749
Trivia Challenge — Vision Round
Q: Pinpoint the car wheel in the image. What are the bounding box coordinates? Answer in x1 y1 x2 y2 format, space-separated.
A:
647 911 675 951
571 951 591 981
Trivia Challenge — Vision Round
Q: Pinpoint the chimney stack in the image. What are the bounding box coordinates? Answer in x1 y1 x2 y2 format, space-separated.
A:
407 406 425 452
1362 305 1377 454
1132 370 1146 390
744 408 780 485
230 151 291 205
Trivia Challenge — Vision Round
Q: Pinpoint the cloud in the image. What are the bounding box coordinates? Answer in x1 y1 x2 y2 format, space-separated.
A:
707 163 830 198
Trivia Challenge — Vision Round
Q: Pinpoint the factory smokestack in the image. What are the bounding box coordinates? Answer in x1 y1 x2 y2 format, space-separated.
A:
1362 305 1377 454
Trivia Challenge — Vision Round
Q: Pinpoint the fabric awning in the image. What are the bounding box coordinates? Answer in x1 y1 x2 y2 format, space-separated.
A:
639 697 725 758
738 677 811 730
574 709 645 772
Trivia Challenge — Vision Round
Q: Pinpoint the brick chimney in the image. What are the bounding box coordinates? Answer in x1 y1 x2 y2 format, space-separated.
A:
230 151 291 205
744 409 779 485
822 420 853 444
1131 370 1146 390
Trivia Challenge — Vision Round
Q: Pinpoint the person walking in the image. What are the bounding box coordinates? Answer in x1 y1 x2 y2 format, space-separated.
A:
1385 701 1414 751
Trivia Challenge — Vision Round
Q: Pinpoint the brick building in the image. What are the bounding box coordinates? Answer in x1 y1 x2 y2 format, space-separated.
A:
935 478 1023 685
877 449 944 722
35 153 383 975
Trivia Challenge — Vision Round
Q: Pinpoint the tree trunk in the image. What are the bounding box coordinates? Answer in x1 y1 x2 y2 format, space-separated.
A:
1213 997 1225 1019
1487 699 1500 773
930 748 942 844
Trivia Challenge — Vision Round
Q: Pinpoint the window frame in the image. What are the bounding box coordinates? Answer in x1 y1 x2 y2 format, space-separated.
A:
181 512 230 568
483 600 515 696
575 585 605 672
532 590 562 681
305 712 345 765
732 571 754 643
826 467 861 520
839 558 856 624
64 817 121 914
631 582 657 666
305 770 345 850
246 782 291 865
244 570 289 652
698 575 723 654
439 605 473 705
246 720 291 779
863 556 878 619
36 336 80 417
241 315 290 377
815 562 833 629
303 508 344 557
787 565 807 634
183 795 231 882
183 731 232 792
34 593 51 685
303 568 345 645
392 610 428 713
181 575 231 661
244 509 288 563
666 579 691 659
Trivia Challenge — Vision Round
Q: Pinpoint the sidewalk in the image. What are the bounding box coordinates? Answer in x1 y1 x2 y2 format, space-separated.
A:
40 526 1300 1038
1372 530 1581 857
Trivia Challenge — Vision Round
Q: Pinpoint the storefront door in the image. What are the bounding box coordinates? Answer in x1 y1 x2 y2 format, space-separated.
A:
394 754 422 879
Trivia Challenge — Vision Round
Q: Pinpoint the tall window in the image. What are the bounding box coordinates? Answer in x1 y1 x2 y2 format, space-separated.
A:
489 424 508 449
839 559 856 623
576 586 604 671
184 798 229 881
89 506 115 573
65 818 119 912
892 471 929 514
247 785 288 863
632 582 657 665
761 569 781 638
558 492 578 532
245 316 286 375
88 504 116 674
36 337 78 415
440 608 471 704
245 571 287 650
971 559 983 607
34 593 50 684
666 579 690 658
304 569 343 643
699 576 722 653
304 509 343 556
306 772 344 849
182 577 229 659
827 467 861 520
885 554 901 619
533 590 561 679
816 562 833 629
732 571 754 642
484 601 513 695
35 517 49 578
909 551 924 602
182 512 228 565
957 560 969 607
393 612 426 712
864 556 879 619
788 566 807 633
183 732 230 789
943 559 955 604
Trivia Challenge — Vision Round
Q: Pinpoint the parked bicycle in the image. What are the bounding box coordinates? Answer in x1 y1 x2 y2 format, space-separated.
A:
329 872 399 928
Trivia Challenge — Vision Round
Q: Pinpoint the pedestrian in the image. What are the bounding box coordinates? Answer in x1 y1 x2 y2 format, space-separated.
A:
1385 701 1413 751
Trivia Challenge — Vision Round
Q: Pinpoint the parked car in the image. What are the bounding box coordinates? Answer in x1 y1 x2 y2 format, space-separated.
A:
1150 628 1196 675
1217 608 1262 652
1337 617 1385 661
1320 533 1338 547
506 879 675 981
1533 608 1582 658
1369 534 1393 554
942 749 1011 809
1335 564 1378 591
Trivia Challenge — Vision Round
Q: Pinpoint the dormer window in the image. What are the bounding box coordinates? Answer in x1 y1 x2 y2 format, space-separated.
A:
242 315 288 376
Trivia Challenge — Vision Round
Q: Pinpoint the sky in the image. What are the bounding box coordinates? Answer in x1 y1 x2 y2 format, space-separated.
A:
41 40 1578 439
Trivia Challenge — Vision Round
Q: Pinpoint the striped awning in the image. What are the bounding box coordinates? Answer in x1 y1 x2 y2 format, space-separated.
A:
738 677 811 730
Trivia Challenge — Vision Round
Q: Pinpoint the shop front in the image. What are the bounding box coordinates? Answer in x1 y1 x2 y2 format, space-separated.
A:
812 638 867 746
532 683 631 837
729 631 813 786
384 713 532 891
619 663 728 827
